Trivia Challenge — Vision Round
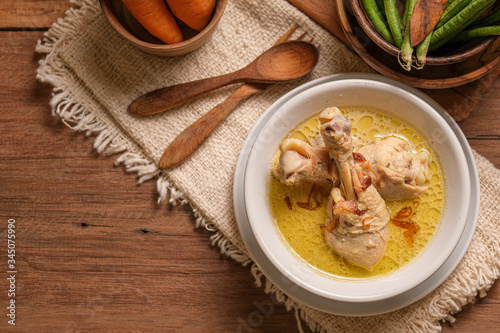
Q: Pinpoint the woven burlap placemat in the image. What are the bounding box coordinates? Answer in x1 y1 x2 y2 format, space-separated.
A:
36 0 500 332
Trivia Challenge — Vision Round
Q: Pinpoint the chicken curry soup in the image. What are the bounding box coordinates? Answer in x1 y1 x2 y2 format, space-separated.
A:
269 108 444 278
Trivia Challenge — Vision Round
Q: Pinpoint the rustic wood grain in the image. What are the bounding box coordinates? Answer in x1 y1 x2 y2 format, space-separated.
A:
422 66 500 121
288 0 348 44
0 1 499 332
0 1 71 28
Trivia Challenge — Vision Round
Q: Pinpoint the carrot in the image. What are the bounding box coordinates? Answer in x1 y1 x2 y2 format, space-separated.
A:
166 0 216 31
121 0 183 44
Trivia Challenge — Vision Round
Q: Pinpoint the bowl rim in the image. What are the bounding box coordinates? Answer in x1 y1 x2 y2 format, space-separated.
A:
99 0 228 51
348 0 498 65
234 73 479 315
242 74 471 303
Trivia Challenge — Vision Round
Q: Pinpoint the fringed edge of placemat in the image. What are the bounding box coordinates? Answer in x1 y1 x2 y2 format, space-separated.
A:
426 251 500 328
34 1 500 333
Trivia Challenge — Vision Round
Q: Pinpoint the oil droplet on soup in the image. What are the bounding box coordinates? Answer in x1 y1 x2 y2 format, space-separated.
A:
357 115 374 131
269 108 445 278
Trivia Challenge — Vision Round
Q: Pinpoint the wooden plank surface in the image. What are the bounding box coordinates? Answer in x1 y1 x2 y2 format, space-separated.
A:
288 0 348 44
0 1 72 28
0 1 499 332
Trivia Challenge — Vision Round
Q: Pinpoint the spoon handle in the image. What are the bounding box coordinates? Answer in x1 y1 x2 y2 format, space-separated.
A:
159 83 267 169
128 71 241 116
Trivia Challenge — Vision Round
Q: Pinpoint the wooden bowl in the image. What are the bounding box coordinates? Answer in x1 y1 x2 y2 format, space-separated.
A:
100 0 228 56
337 0 500 89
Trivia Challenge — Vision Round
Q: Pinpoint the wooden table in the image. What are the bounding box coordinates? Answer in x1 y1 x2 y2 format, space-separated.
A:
1 1 499 332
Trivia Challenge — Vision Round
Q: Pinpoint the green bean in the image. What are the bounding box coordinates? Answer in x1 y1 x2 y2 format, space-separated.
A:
375 0 392 33
369 0 388 25
416 33 432 68
429 0 491 51
384 0 404 48
435 0 471 29
430 0 495 45
450 25 500 42
402 0 412 25
430 0 494 50
361 0 395 44
375 0 386 16
400 0 418 70
470 8 500 27
415 0 470 64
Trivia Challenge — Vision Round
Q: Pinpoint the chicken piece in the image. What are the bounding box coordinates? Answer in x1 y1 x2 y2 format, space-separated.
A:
323 166 390 270
319 107 356 200
319 107 390 270
272 138 337 188
357 137 431 200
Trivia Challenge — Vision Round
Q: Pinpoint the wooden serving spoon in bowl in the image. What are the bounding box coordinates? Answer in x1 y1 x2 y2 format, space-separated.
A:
410 0 448 47
128 40 319 116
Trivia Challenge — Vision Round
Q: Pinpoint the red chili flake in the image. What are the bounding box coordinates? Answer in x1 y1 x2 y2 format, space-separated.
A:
335 199 367 216
321 216 339 232
361 175 372 189
362 216 374 230
353 152 366 163
284 196 293 210
353 152 384 186
296 185 324 211
393 206 413 219
390 205 420 247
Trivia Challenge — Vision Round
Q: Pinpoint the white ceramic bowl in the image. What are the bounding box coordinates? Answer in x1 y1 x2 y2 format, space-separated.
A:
236 73 478 315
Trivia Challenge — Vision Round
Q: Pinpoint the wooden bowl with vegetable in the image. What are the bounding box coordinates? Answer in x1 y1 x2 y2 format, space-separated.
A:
337 0 500 88
100 0 228 56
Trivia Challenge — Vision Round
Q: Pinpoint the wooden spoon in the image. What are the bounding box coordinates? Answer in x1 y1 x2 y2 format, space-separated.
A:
410 0 448 47
158 83 268 169
128 40 319 116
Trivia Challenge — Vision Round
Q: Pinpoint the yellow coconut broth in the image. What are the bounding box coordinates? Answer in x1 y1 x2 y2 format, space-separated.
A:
268 108 445 278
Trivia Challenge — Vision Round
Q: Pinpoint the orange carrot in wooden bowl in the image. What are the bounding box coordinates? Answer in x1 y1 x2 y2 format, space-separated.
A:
121 0 183 44
166 0 216 31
